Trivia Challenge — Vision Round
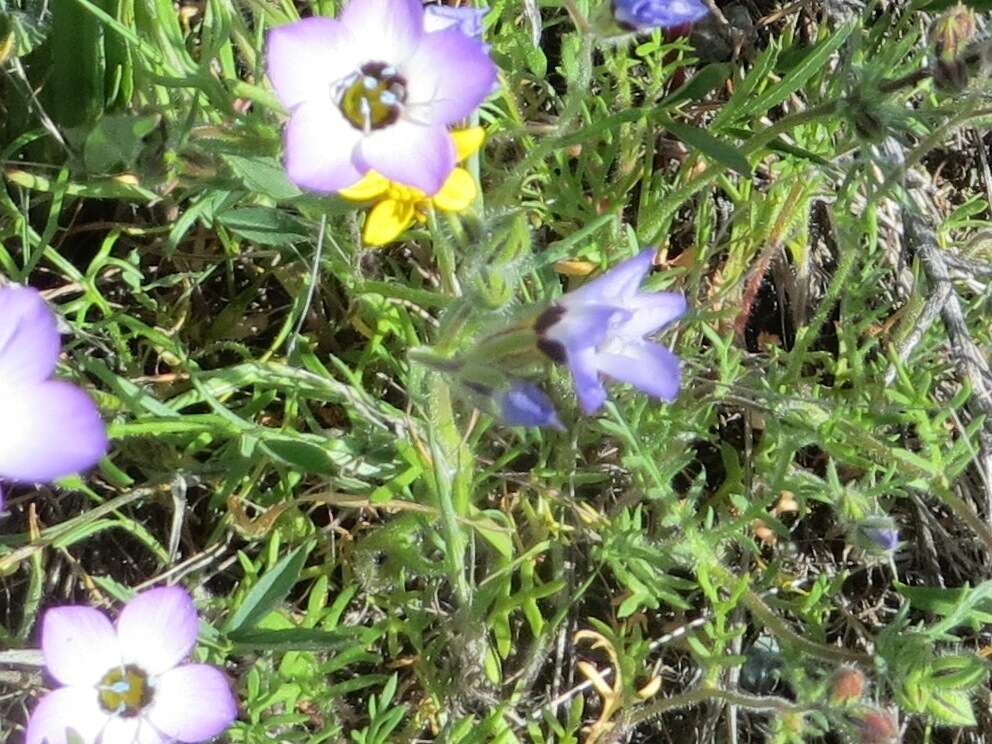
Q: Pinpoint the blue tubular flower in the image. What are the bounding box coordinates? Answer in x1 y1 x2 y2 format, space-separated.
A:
612 0 708 31
856 516 900 554
535 248 687 415
498 382 565 430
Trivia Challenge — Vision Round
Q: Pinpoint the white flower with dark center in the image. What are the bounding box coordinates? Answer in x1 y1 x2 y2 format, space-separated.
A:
267 0 498 195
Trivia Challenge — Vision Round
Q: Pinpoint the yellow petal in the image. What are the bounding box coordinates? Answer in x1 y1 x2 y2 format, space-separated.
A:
431 168 477 212
363 198 416 246
451 127 485 162
338 171 390 201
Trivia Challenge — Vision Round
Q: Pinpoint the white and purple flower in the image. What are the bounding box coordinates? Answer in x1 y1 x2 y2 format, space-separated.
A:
535 249 687 414
0 286 107 511
26 586 238 744
267 0 498 196
423 4 488 38
612 0 708 31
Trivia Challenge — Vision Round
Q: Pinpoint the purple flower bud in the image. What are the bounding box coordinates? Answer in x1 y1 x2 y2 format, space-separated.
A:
855 516 899 554
423 4 488 39
498 382 564 430
612 0 708 31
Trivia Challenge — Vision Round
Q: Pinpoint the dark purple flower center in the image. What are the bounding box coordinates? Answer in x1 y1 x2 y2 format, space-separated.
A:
98 664 153 717
338 62 408 132
534 305 568 363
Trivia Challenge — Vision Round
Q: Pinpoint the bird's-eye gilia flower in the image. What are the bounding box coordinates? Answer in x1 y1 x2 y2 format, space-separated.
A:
423 4 488 38
26 586 237 744
338 127 484 245
0 286 107 511
611 0 708 31
267 0 497 196
535 248 686 414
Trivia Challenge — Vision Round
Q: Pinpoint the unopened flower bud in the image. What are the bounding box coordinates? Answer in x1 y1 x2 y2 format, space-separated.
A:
930 4 977 91
829 667 866 705
856 709 899 744
606 0 708 34
854 516 899 555
497 382 565 430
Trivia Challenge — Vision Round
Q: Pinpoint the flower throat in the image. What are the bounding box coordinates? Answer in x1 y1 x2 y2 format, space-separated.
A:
338 62 408 131
98 665 153 717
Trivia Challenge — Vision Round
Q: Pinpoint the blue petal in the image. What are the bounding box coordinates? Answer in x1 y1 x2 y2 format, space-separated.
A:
569 346 608 415
612 0 709 30
563 248 656 306
498 382 564 430
594 341 682 402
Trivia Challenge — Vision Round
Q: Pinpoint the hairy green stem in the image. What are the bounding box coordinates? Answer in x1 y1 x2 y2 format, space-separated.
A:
622 685 811 729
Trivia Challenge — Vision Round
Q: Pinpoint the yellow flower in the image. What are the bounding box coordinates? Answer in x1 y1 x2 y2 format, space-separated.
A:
338 127 484 246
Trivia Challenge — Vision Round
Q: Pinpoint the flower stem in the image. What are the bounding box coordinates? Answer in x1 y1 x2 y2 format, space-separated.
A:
621 685 812 729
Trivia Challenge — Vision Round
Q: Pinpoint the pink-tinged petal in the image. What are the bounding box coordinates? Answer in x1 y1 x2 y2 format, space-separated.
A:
339 0 424 64
284 102 364 193
569 346 608 415
147 664 238 742
101 716 166 744
0 381 107 483
357 122 453 194
566 248 657 306
403 27 497 124
0 286 60 386
267 18 359 110
595 341 682 402
118 587 198 675
25 687 108 744
43 606 120 687
618 291 687 338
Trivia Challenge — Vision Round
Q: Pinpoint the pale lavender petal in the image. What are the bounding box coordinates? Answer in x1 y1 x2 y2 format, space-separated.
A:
339 0 424 64
542 303 625 353
423 5 488 38
267 18 360 110
25 687 108 744
0 286 60 386
595 341 681 401
101 716 166 744
618 291 687 337
565 249 656 306
43 606 120 686
148 664 238 742
403 27 497 124
569 346 608 415
357 121 453 194
284 102 364 193
0 380 107 483
118 587 198 675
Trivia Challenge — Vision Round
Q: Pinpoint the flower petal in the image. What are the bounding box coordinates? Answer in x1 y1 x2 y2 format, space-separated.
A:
564 248 656 306
595 341 682 402
25 687 108 744
451 126 485 161
0 380 107 483
147 664 238 742
422 5 488 38
542 303 626 353
617 291 687 337
403 27 497 124
498 382 564 430
284 102 365 193
117 587 199 676
432 167 476 211
339 0 424 65
0 286 60 386
43 606 120 686
357 121 453 194
613 0 708 31
266 18 358 110
101 716 166 744
363 198 417 246
569 346 608 415
338 171 390 201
